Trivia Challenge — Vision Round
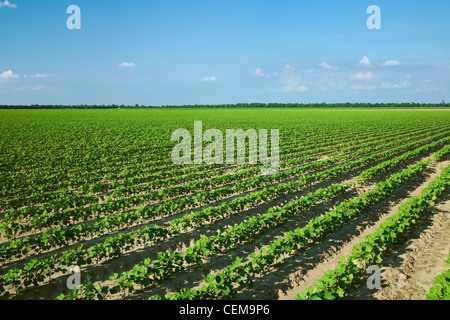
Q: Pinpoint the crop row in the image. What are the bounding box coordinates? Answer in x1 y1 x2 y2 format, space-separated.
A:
2 128 448 240
0 136 431 297
2 121 435 215
2 131 448 265
56 144 447 300
0 122 368 197
296 163 450 300
2 123 443 207
153 158 434 300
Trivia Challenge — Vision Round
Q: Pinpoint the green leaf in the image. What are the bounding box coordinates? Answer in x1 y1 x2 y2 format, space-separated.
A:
109 273 119 281
336 288 345 298
308 294 323 300
206 274 215 283
56 293 66 300
323 291 336 300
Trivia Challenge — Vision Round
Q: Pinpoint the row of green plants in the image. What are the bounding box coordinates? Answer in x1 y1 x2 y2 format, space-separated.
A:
105 124 439 199
150 159 437 300
2 122 440 211
0 133 173 195
2 127 447 241
57 182 353 300
1 136 426 297
0 121 362 198
2 130 446 264
296 163 450 300
358 135 450 181
0 151 364 295
433 144 450 161
56 144 446 300
1 121 441 243
0 129 364 221
2 121 430 221
4 110 443 203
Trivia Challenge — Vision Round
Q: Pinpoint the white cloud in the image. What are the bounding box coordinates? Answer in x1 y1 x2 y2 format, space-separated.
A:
379 75 412 89
250 67 264 77
327 78 348 90
315 76 349 91
261 59 429 93
416 79 440 92
350 69 377 90
380 60 401 66
250 67 277 78
358 56 372 67
379 81 410 89
353 72 376 80
331 79 348 90
24 73 58 78
351 83 377 90
201 76 216 82
19 85 46 91
265 63 308 93
0 70 20 80
280 75 308 92
0 1 17 8
378 81 394 89
319 62 338 70
118 62 135 68
283 63 296 72
350 71 412 90
296 85 309 92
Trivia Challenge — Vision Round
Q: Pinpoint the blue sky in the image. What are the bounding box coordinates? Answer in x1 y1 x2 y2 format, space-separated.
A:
0 0 449 105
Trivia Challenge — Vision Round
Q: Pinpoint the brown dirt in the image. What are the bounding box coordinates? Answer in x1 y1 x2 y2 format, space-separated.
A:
234 158 450 300
347 194 450 300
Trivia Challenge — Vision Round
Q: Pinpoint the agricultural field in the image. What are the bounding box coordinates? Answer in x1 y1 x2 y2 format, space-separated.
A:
0 108 449 301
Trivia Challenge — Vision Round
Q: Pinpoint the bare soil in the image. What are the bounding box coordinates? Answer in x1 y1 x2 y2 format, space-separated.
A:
347 194 450 300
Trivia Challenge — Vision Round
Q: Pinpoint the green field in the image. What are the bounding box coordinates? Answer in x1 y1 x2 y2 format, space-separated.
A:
0 108 449 300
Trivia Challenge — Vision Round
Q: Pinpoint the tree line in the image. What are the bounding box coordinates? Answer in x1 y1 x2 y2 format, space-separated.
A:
0 102 448 109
